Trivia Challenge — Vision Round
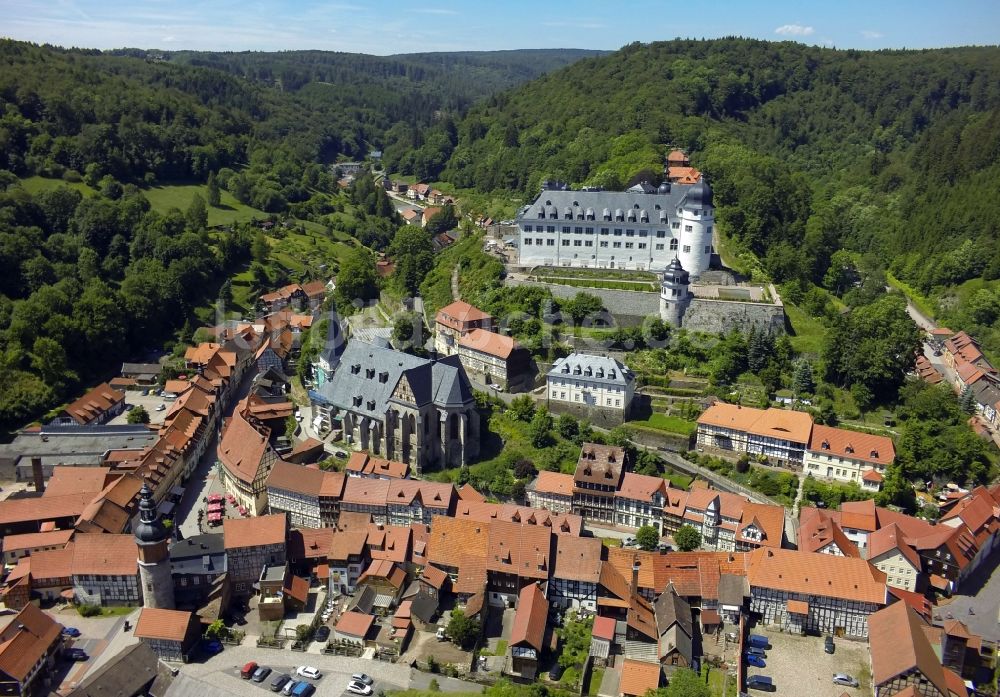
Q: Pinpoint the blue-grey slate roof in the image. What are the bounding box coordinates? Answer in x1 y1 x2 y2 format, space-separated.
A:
313 340 473 414
517 181 711 223
547 353 634 387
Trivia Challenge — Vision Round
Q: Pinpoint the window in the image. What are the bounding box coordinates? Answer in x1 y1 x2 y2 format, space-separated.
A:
547 239 555 246
672 221 680 229
560 392 566 399
607 398 612 405
585 240 593 247
562 226 570 233
705 245 711 253
638 243 646 249
626 229 634 237
524 239 532 245
613 229 622 236
562 240 570 246
551 390 558 397
684 225 693 232
656 230 666 238
547 225 555 233
655 244 664 250
535 238 543 245
574 240 582 247
600 227 609 235
707 226 713 233
575 227 583 234
615 400 620 407
600 241 608 248
524 225 532 232
585 227 594 233
613 241 622 249
670 239 678 250
625 242 634 249
683 245 691 253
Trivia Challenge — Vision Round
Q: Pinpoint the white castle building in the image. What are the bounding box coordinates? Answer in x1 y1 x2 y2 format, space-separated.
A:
516 179 714 275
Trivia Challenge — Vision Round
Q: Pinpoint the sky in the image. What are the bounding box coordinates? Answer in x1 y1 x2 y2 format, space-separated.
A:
1 0 998 55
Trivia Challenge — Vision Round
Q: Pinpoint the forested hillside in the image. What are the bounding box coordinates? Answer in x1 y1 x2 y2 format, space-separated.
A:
430 39 1000 356
0 40 592 430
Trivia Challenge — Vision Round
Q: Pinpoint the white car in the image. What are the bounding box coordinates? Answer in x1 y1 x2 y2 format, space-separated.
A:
347 681 372 695
155 403 166 411
296 666 322 680
352 674 373 686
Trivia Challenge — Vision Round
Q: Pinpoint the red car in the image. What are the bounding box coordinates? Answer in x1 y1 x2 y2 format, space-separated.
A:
241 661 258 679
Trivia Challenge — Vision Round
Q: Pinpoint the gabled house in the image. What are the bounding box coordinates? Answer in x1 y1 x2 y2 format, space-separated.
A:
434 301 493 356
218 398 279 516
549 535 602 611
868 523 923 592
572 444 626 525
0 603 63 696
869 602 965 697
133 608 200 663
58 383 126 426
223 513 287 597
507 582 548 681
653 584 693 673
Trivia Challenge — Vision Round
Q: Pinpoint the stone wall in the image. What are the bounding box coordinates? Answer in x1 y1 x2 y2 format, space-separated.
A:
682 298 785 335
507 279 785 334
546 399 629 427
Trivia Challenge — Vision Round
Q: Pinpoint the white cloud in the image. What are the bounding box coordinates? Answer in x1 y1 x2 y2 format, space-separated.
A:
861 30 884 39
774 24 814 37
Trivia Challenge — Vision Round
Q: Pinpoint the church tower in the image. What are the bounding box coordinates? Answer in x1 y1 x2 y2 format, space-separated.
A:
676 179 714 279
134 482 175 609
659 257 692 328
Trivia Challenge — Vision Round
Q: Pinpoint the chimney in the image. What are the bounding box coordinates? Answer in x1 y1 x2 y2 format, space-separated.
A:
31 457 45 493
631 560 641 597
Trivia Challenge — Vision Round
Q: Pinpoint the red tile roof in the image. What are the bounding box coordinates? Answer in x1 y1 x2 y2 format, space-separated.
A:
1 529 74 554
552 535 603 583
44 467 111 496
421 564 448 590
747 548 886 605
868 523 921 570
457 483 485 502
336 611 375 639
223 514 286 549
531 471 574 497
592 616 615 641
435 301 491 333
71 533 137 576
798 508 860 557
283 575 310 605
458 328 517 359
510 582 548 651
63 383 125 425
698 403 813 444
809 424 895 466
619 660 661 697
345 453 410 479
869 602 948 696
486 520 551 581
0 603 61 681
134 608 195 642
218 403 272 485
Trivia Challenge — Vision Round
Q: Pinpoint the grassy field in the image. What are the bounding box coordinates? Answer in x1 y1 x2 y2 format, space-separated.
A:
783 301 827 355
530 275 658 292
664 469 695 489
19 176 266 227
629 412 698 436
19 175 97 197
532 266 659 281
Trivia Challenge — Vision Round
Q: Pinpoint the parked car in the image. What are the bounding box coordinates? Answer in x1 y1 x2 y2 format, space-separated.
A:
155 403 166 411
292 683 316 697
282 680 300 696
241 661 259 679
66 648 88 662
824 635 836 654
202 639 223 655
746 675 775 692
347 681 373 696
745 646 766 657
832 674 859 688
62 627 81 637
436 626 447 641
296 666 322 680
315 626 330 642
270 674 292 692
746 654 766 668
252 666 273 683
352 674 373 686
747 634 771 650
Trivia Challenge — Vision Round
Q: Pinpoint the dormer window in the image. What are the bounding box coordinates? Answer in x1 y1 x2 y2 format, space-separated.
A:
351 364 361 374
870 449 879 458
366 368 375 379
608 370 616 380
608 453 616 463
596 368 604 378
574 365 582 375
353 395 363 406
584 367 592 377
845 444 854 454
366 400 376 410
379 371 389 383
821 440 830 450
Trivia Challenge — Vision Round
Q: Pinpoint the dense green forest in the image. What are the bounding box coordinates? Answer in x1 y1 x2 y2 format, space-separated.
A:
422 39 1000 356
0 40 593 430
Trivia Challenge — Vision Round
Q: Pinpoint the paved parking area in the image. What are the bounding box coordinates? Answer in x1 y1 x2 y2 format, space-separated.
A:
937 550 1000 642
108 391 171 425
745 626 871 697
179 643 479 696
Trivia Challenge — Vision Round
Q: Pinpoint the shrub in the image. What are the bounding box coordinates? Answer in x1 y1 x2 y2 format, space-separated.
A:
78 604 101 617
